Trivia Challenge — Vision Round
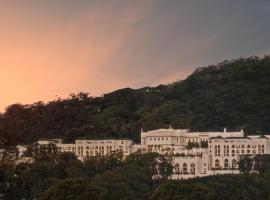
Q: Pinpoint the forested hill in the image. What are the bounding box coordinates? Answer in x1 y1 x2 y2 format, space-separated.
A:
1 56 270 146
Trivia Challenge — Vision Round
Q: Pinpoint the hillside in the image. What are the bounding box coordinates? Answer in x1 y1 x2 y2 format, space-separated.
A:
1 56 270 146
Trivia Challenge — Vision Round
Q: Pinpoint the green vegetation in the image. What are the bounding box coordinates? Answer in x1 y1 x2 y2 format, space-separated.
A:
1 146 270 199
1 56 270 146
149 174 270 200
238 155 254 174
1 55 270 199
186 141 199 149
0 145 172 199
238 154 270 175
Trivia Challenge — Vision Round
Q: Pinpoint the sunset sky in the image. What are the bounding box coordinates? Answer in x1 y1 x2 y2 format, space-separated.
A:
1 0 270 111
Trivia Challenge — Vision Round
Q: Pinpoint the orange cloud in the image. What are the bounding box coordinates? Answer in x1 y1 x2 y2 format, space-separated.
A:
0 1 151 111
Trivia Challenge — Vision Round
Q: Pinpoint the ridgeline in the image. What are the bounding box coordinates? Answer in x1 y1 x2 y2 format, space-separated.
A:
1 56 270 146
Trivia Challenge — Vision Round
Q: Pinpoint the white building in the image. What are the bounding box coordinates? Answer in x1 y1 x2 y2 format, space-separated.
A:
17 145 28 158
138 128 269 179
0 149 5 161
57 139 133 161
30 128 270 179
37 139 63 145
171 151 209 179
209 135 270 169
140 128 244 154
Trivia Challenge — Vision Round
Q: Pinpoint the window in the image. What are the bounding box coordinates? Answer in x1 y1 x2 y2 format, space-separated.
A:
224 159 229 169
232 159 237 169
175 163 180 173
215 159 220 168
258 145 262 154
215 145 221 156
183 163 188 174
224 145 229 156
190 163 195 174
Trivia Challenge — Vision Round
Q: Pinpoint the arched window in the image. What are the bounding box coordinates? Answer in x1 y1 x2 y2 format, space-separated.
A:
215 159 220 168
247 150 250 154
190 163 195 174
232 150 235 156
241 150 245 154
232 159 237 169
175 163 180 173
183 163 187 174
224 159 229 169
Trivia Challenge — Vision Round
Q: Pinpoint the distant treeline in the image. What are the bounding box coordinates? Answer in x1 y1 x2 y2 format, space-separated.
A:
1 56 270 146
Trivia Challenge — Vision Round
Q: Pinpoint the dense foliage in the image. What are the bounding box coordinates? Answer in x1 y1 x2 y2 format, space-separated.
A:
1 147 270 200
0 147 172 200
149 174 270 200
1 56 270 146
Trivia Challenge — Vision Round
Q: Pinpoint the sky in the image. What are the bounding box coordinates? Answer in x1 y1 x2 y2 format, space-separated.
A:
0 0 270 111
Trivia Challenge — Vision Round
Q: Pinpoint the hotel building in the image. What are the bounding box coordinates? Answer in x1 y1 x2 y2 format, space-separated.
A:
17 128 270 179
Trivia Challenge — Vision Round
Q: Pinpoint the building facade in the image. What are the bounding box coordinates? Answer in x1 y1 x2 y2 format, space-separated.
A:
57 139 133 160
17 128 270 179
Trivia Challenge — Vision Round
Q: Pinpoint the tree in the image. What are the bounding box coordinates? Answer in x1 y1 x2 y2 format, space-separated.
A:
54 152 85 179
125 152 173 180
200 140 208 148
24 143 59 164
83 150 123 179
89 164 151 200
186 141 200 149
149 181 215 200
254 154 270 174
238 155 253 174
40 179 96 200
1 56 270 146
